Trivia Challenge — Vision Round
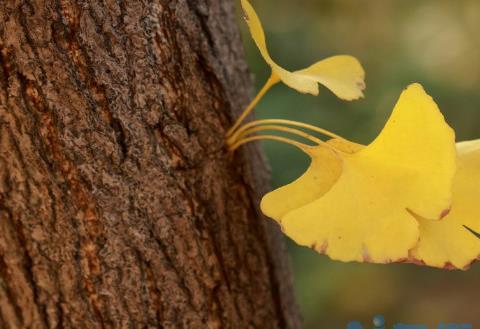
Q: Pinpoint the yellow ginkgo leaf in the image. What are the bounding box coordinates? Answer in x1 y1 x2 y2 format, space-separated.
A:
261 145 343 221
240 0 365 99
261 139 362 221
409 140 480 270
227 0 366 137
261 83 456 264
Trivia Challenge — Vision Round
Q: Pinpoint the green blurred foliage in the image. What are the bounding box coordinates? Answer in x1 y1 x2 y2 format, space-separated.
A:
238 0 480 328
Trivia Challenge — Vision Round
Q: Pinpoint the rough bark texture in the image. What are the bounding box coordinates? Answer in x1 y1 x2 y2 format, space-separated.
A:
0 0 300 328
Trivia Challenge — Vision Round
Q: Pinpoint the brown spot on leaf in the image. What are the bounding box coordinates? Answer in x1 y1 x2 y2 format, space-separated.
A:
440 207 451 219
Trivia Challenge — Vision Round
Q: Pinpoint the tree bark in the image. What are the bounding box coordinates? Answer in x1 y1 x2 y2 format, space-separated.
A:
0 0 300 328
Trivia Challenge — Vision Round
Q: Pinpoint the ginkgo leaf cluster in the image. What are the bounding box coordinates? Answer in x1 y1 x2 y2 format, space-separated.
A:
228 0 480 270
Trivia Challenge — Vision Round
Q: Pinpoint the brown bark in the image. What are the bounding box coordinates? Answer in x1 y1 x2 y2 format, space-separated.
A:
0 0 300 328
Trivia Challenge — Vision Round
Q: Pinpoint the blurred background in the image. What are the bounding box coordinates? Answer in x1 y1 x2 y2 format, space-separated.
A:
238 0 480 328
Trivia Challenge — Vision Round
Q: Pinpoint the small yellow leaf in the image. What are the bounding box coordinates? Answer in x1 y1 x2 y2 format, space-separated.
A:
409 140 480 270
240 0 365 99
294 56 366 100
261 84 456 264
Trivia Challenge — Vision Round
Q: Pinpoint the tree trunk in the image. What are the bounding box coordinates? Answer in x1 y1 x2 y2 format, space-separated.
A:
0 0 300 328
